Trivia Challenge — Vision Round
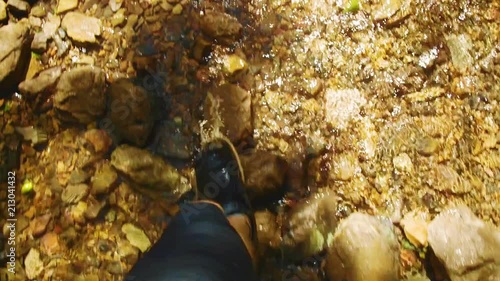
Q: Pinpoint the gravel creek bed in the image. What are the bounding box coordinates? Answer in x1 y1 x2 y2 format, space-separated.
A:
0 0 499 280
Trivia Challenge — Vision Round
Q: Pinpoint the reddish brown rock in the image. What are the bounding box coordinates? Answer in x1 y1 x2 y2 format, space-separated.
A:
41 232 61 255
84 129 113 154
30 214 52 236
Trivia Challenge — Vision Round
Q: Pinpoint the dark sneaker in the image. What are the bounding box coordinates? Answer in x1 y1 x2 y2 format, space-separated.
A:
195 138 257 240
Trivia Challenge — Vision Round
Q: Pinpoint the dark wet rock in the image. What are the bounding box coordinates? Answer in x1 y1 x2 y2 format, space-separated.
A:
107 78 153 147
84 129 113 154
283 190 339 259
0 1 6 21
199 10 242 44
203 84 252 143
69 169 90 184
239 150 288 200
54 66 106 124
61 12 101 43
0 19 31 95
192 36 212 62
152 121 193 160
110 144 190 195
325 213 400 281
428 205 500 281
90 162 118 195
7 0 30 15
61 183 89 204
18 66 61 96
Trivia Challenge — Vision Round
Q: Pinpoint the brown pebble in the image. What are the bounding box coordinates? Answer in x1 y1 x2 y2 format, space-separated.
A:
30 214 52 236
119 60 128 72
41 232 61 255
84 129 113 153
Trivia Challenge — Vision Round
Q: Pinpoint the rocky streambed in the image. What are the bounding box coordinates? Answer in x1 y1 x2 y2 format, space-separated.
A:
0 0 499 280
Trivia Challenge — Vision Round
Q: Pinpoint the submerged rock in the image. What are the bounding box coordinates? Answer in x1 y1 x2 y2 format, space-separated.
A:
90 162 118 195
432 165 472 194
151 120 193 160
371 0 402 21
84 129 113 154
222 54 247 75
239 150 288 200
110 144 190 196
200 10 242 44
69 169 90 184
330 152 359 181
393 152 413 173
203 83 252 143
283 190 339 259
416 136 440 156
121 223 151 253
255 210 280 250
56 0 77 14
427 205 500 281
40 232 61 255
446 34 474 73
25 248 44 279
18 66 62 96
324 88 366 130
61 183 89 204
31 13 61 52
84 197 106 219
0 1 6 21
30 5 45 17
0 19 31 94
61 12 101 43
107 78 153 147
54 66 106 124
30 214 52 237
325 213 400 281
400 210 430 247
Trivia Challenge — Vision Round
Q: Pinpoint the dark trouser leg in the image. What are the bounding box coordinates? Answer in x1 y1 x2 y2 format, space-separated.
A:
126 202 257 281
